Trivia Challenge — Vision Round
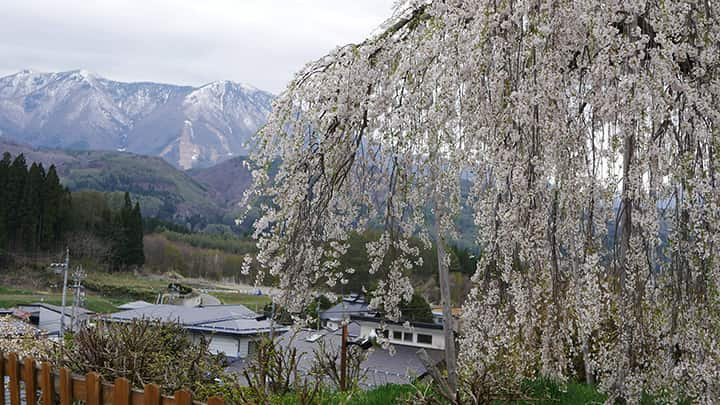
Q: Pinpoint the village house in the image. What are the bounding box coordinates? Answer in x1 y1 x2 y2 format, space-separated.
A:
108 304 286 359
17 303 94 338
246 319 446 389
230 305 449 389
319 294 373 330
353 315 447 351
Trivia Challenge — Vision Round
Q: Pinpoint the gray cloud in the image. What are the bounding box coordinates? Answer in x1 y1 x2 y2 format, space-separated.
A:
0 0 396 93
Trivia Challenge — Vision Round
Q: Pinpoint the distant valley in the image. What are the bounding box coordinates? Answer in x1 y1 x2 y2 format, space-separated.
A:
0 69 273 169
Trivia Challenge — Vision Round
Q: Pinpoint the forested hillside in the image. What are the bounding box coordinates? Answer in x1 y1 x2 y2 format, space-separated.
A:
0 152 144 270
0 140 239 230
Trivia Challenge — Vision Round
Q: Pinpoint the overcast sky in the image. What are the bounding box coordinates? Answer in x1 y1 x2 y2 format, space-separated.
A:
0 0 396 93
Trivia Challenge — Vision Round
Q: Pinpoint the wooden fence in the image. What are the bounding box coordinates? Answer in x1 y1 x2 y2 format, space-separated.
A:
1 352 225 405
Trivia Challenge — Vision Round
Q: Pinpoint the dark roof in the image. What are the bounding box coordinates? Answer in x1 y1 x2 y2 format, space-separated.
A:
233 326 443 388
20 303 94 316
108 304 285 336
319 296 374 321
351 314 444 330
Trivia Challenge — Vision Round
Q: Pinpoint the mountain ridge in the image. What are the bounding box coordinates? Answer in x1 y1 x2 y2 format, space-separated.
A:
0 69 273 169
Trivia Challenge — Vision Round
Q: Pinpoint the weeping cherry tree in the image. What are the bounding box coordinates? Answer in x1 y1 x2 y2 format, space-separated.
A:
246 0 720 402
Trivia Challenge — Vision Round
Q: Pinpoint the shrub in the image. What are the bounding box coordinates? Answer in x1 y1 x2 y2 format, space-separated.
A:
62 319 241 402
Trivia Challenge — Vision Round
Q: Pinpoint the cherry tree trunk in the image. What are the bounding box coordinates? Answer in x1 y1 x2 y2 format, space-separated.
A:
435 216 458 397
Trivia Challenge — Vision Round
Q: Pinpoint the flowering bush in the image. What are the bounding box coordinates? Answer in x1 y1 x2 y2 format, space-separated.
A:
0 316 53 360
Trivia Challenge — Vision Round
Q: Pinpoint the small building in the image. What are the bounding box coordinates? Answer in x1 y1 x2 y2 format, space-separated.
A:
230 314 446 389
17 303 94 337
353 315 447 351
431 306 464 331
319 294 375 330
108 304 287 359
230 322 444 389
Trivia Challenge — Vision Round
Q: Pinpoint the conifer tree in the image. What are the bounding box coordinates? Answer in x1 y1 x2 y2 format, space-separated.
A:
6 154 28 247
42 165 64 247
130 202 145 266
0 153 11 249
19 162 44 250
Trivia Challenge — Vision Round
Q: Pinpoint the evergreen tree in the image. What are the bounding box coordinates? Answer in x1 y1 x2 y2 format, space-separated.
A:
19 162 44 250
130 202 145 266
42 165 65 248
112 192 134 270
111 191 145 270
5 154 28 247
401 293 434 323
0 153 11 250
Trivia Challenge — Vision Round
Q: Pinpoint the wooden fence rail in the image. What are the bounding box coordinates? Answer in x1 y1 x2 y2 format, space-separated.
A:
1 352 225 405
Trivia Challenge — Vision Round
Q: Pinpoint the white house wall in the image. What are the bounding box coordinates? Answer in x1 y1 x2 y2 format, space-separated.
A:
191 334 261 358
358 322 445 350
207 335 240 357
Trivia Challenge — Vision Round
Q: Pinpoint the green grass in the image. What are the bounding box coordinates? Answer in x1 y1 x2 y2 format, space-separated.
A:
331 384 416 405
512 379 607 404
85 271 168 291
210 292 272 311
82 270 169 303
273 384 415 405
0 290 123 313
1 266 276 314
0 269 170 313
272 380 610 405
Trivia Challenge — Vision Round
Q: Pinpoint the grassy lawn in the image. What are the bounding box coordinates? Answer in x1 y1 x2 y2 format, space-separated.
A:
1 270 274 313
514 380 607 404
0 269 166 313
0 289 123 313
271 380 610 405
326 384 417 405
1 263 280 315
82 270 169 303
210 291 272 311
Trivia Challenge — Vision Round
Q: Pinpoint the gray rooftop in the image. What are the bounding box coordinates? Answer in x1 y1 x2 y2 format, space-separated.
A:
230 325 443 388
19 303 94 316
109 304 284 336
319 295 374 321
117 300 153 310
111 304 258 324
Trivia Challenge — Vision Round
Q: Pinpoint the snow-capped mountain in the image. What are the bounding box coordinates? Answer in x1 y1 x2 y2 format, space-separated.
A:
0 69 273 168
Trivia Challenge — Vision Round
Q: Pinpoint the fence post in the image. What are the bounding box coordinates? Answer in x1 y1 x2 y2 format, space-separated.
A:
8 353 20 405
0 351 5 405
113 377 131 405
41 362 54 405
144 383 161 405
174 389 192 405
24 357 37 405
60 367 73 405
86 372 101 405
207 396 225 405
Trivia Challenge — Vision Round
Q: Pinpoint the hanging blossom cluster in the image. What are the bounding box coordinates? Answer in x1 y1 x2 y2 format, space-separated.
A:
246 0 720 402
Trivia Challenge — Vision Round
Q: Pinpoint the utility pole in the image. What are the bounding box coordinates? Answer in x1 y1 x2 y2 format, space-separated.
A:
58 247 69 341
340 321 348 391
316 294 321 330
70 265 86 332
269 300 276 340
